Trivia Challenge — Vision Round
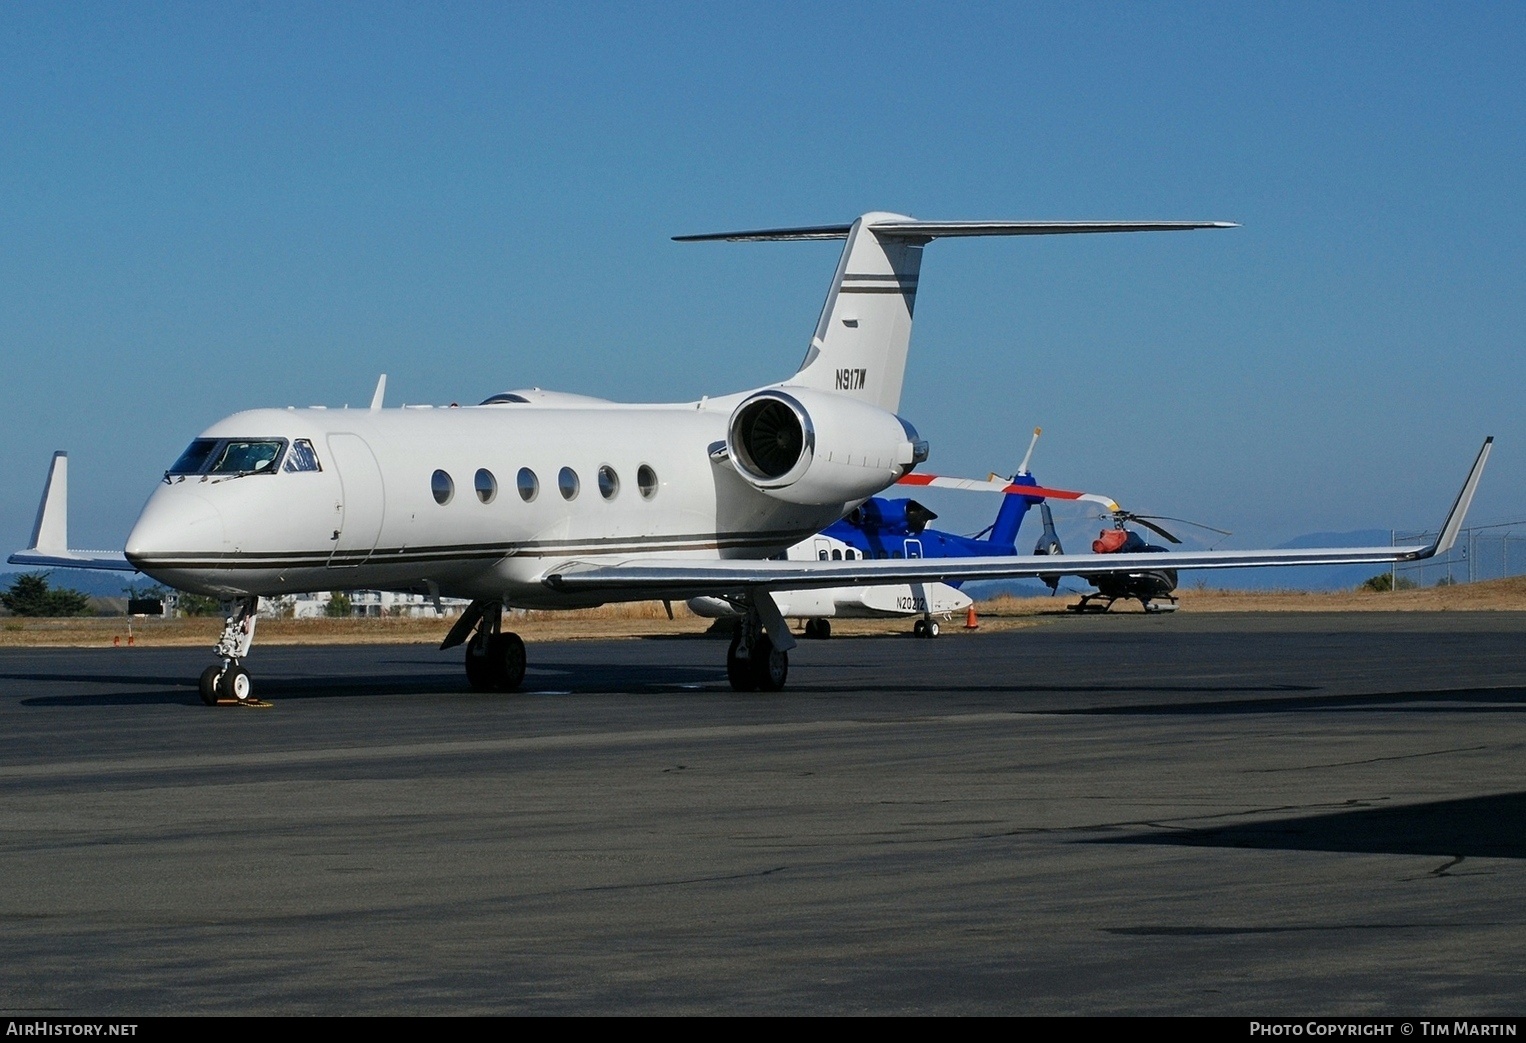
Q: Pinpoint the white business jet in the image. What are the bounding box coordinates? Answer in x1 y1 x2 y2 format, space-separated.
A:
11 212 1492 703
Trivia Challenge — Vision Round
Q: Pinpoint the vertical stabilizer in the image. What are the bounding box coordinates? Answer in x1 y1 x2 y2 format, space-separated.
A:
29 452 68 553
990 473 1039 549
787 212 924 413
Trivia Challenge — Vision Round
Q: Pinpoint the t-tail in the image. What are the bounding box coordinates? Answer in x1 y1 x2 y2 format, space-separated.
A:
677 215 1235 413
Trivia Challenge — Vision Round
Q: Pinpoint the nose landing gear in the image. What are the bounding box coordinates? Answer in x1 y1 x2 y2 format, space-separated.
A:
199 596 260 705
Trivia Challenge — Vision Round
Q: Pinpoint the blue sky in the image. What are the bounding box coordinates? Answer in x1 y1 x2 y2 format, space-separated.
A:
3 2 1523 555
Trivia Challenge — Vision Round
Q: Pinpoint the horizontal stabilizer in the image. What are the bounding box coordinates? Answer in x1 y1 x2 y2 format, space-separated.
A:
676 219 1236 243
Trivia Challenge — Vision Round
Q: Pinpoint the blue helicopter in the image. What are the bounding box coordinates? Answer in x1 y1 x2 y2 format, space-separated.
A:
689 429 1136 636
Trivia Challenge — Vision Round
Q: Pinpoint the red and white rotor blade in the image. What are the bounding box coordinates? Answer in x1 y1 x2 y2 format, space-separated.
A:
896 472 1120 512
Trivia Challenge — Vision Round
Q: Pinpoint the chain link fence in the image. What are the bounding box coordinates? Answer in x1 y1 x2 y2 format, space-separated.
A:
1391 522 1526 587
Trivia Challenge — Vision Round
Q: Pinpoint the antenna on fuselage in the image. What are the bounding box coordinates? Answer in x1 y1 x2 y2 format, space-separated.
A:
1017 427 1042 477
370 374 387 411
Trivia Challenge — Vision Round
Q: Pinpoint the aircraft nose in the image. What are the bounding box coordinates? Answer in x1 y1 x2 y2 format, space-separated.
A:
124 487 226 567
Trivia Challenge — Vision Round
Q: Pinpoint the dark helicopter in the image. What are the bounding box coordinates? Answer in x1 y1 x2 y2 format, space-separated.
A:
1031 502 1230 612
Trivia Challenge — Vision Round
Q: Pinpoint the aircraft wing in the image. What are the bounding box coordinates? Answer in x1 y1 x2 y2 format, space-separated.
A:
546 438 1492 600
8 452 136 573
8 549 135 572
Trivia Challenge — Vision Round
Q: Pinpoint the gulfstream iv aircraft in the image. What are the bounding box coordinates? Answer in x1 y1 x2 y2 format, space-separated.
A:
11 212 1493 703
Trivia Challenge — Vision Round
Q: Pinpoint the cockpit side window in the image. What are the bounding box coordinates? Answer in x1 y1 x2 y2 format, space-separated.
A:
282 439 322 473
168 439 220 475
208 440 286 475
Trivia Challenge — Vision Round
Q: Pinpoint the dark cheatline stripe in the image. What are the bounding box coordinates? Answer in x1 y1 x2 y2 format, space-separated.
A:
129 528 820 572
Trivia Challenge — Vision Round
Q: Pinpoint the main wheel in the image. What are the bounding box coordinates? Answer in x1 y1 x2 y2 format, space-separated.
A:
219 665 252 702
817 618 831 640
492 632 527 691
465 633 494 690
726 633 758 692
749 634 789 692
198 665 222 706
913 618 928 638
927 620 940 638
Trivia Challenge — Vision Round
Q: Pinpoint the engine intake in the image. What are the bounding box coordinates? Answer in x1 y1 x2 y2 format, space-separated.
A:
726 389 927 506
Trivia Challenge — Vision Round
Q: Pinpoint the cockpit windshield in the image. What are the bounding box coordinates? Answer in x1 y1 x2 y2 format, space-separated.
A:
166 438 289 477
209 440 284 474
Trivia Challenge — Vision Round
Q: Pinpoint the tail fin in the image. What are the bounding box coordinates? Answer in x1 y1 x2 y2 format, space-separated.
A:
678 214 1235 413
1033 502 1064 594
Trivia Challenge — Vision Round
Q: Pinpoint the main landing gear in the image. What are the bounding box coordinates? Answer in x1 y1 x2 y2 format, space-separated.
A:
199 596 260 706
442 599 526 691
912 615 941 639
725 596 793 692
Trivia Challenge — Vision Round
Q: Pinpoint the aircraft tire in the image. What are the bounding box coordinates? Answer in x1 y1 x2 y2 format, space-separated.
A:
464 634 494 691
198 665 222 706
928 620 940 638
219 665 252 703
750 635 789 692
725 634 758 692
492 632 527 692
817 618 830 640
913 619 927 638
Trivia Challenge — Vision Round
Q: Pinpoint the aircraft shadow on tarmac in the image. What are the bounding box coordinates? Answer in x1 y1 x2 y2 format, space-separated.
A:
1104 791 1526 860
1050 685 1526 716
9 659 728 706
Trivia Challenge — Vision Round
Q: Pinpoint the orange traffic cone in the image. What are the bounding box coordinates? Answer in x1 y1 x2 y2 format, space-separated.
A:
965 605 979 630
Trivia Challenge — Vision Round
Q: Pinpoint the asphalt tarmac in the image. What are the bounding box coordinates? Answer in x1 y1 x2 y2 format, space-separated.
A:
3 612 1525 1015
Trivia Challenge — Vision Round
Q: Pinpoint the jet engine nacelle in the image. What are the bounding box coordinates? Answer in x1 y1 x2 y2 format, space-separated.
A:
726 388 928 506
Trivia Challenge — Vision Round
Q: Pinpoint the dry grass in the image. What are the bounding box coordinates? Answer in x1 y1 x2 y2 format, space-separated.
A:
4 578 1526 648
974 574 1526 616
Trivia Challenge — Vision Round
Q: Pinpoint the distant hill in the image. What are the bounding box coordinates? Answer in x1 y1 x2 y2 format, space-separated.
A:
970 529 1413 598
1201 530 1401 591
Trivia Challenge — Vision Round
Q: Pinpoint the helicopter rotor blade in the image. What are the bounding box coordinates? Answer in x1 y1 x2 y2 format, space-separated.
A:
1126 515 1183 544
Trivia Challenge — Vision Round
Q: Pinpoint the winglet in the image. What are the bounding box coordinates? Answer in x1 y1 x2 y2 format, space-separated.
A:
1416 437 1493 559
9 451 134 572
29 451 69 553
370 374 387 412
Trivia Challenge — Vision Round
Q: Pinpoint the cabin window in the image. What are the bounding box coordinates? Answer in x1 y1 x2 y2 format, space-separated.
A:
597 465 619 500
637 464 658 500
475 469 497 504
818 549 828 561
845 548 857 561
431 469 454 505
282 439 321 473
831 549 843 560
558 467 580 501
517 467 539 502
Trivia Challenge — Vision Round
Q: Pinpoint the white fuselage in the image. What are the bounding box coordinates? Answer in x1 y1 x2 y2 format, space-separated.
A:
124 395 874 607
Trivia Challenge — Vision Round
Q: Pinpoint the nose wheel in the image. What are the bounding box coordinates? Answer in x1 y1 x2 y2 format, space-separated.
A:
199 597 260 705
